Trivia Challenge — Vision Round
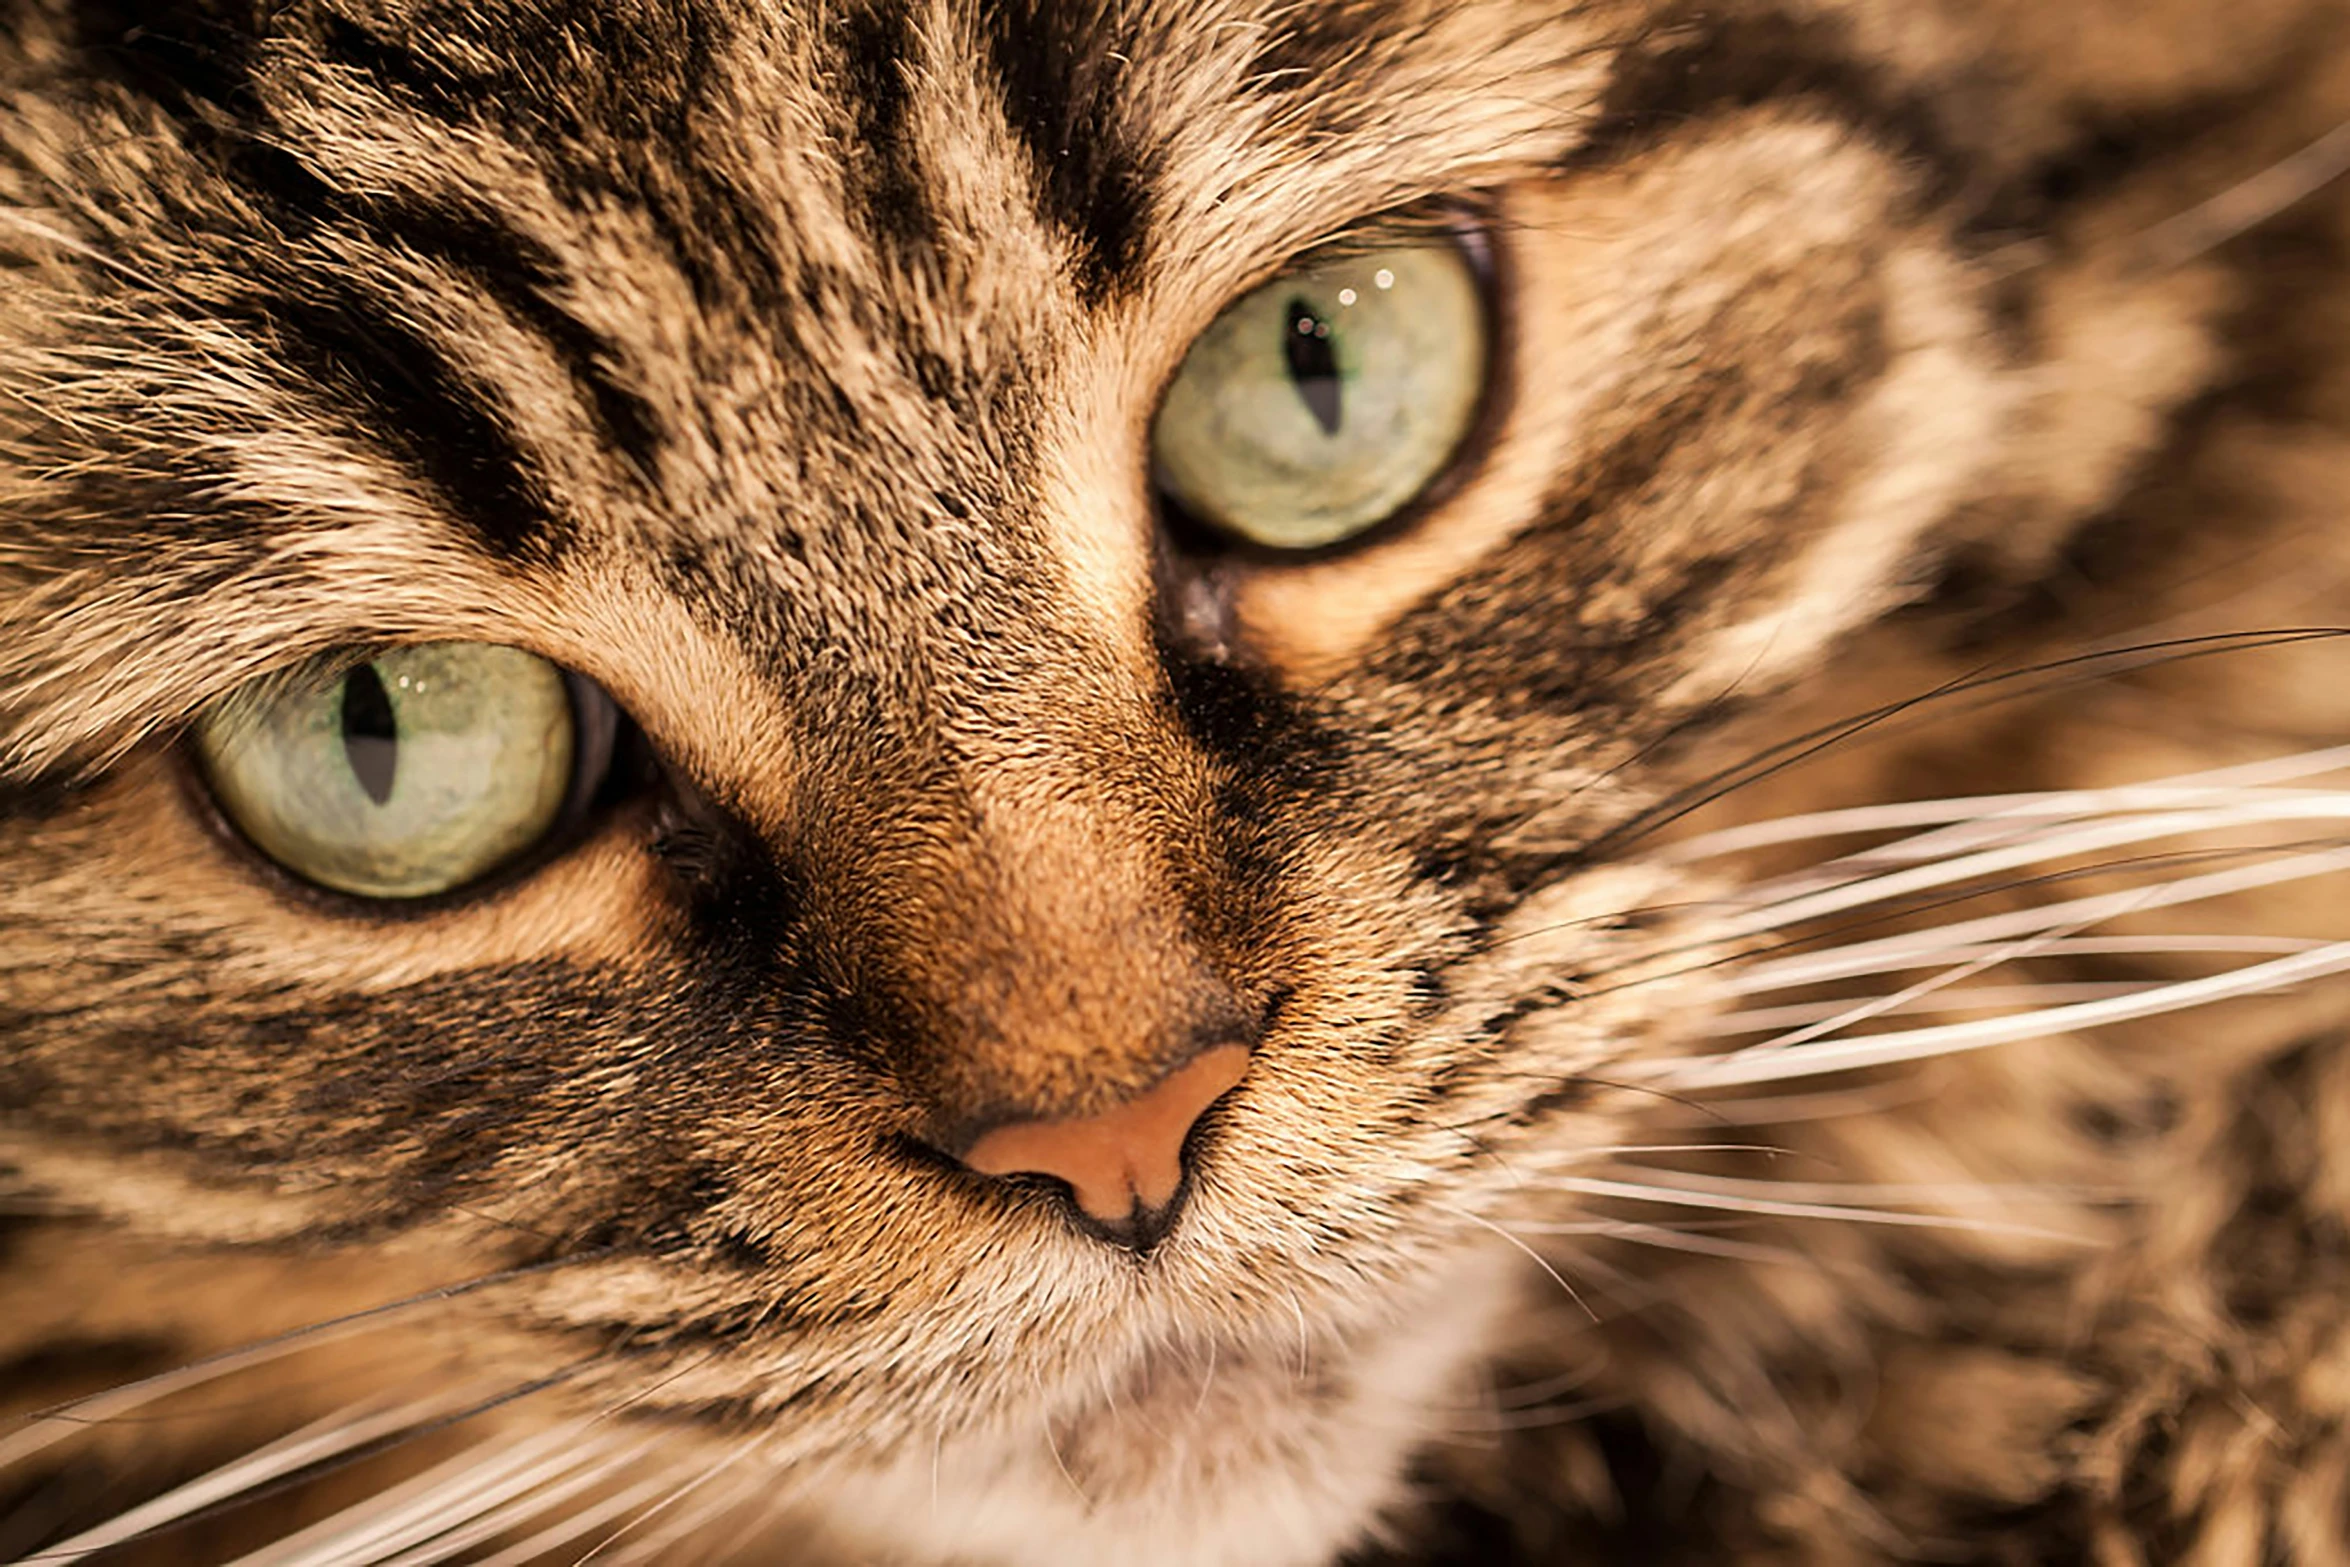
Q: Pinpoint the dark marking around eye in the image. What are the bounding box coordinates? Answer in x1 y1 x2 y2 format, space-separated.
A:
341 663 398 806
1283 300 1343 435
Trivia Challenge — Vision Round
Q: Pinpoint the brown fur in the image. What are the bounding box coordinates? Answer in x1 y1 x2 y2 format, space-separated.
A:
4 1 2350 1561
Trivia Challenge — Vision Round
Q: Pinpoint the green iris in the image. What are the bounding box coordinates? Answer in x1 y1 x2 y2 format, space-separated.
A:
197 643 576 900
1152 241 1487 551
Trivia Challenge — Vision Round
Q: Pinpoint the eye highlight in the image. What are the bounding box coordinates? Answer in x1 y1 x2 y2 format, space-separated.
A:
195 643 606 902
1152 239 1489 553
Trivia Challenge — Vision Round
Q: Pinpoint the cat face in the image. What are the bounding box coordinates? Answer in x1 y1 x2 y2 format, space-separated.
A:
0 0 2289 1559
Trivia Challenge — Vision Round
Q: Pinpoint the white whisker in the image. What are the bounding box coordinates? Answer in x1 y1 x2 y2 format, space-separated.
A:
1710 911 2119 1057
1652 1080 1937 1126
224 1427 568 1567
1555 1143 1817 1161
929 1422 944 1518
1192 1332 1219 1419
1509 1216 1821 1268
364 1442 676 1567
1839 790 2350 879
1652 942 2350 1090
1038 1406 1088 1509
456 1465 716 1567
0 1257 605 1474
649 1485 796 1567
1704 982 2158 1036
567 1440 762 1567
21 1394 475 1565
224 1421 634 1567
2135 117 2350 269
1440 1361 1605 1413
1436 1394 1621 1433
577 1467 774 1567
1431 1202 1597 1322
1721 846 2350 995
1666 744 2350 863
0 1338 388 1478
1717 933 2327 996
1528 1177 2088 1241
1582 1169 2122 1206
1711 799 2350 944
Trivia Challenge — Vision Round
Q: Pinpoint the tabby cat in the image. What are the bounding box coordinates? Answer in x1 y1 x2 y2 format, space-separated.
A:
5 0 2350 1562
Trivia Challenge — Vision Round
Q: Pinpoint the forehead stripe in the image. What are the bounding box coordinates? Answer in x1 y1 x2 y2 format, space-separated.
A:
256 281 558 560
219 159 660 555
833 1 946 255
979 0 1158 300
1577 11 1964 202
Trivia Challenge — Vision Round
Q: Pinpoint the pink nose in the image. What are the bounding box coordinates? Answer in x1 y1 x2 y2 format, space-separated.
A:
960 1045 1251 1229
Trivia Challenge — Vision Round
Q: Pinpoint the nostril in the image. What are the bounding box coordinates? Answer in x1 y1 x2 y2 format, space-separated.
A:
959 1044 1251 1234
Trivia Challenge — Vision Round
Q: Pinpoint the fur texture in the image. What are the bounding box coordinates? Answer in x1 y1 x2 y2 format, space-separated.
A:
4 1 2350 1561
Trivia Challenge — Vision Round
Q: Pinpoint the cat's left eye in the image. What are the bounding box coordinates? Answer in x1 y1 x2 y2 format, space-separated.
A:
1151 238 1489 553
194 643 616 902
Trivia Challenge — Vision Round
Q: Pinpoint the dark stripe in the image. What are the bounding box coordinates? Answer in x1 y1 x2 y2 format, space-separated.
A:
979 1 1155 300
217 138 664 524
354 196 669 482
0 771 87 823
1574 9 1968 208
76 5 673 500
1368 375 1752 694
68 0 266 114
0 1332 181 1397
1369 243 1891 719
321 0 773 327
1156 637 1338 791
314 13 500 121
833 2 941 255
1152 635 1334 966
647 775 808 984
71 0 740 468
243 138 664 477
262 284 553 558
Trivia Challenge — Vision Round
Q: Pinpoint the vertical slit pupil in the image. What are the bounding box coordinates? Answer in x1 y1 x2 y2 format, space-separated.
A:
341 663 399 806
1282 298 1343 436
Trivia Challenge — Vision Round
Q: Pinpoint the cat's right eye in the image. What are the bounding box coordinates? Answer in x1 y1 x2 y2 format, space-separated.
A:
1151 238 1489 553
194 643 614 902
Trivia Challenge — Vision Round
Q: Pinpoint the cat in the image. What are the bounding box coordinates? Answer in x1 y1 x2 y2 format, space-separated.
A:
5 0 2350 1561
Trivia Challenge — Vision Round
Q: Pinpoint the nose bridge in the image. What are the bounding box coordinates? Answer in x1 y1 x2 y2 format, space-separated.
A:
772 564 1258 1239
850 715 1249 1134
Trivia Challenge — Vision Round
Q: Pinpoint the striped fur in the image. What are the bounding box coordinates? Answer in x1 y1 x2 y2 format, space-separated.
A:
5 1 2350 1561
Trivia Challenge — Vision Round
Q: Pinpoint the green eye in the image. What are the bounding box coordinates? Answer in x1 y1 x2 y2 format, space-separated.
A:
196 643 584 901
1151 240 1488 552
